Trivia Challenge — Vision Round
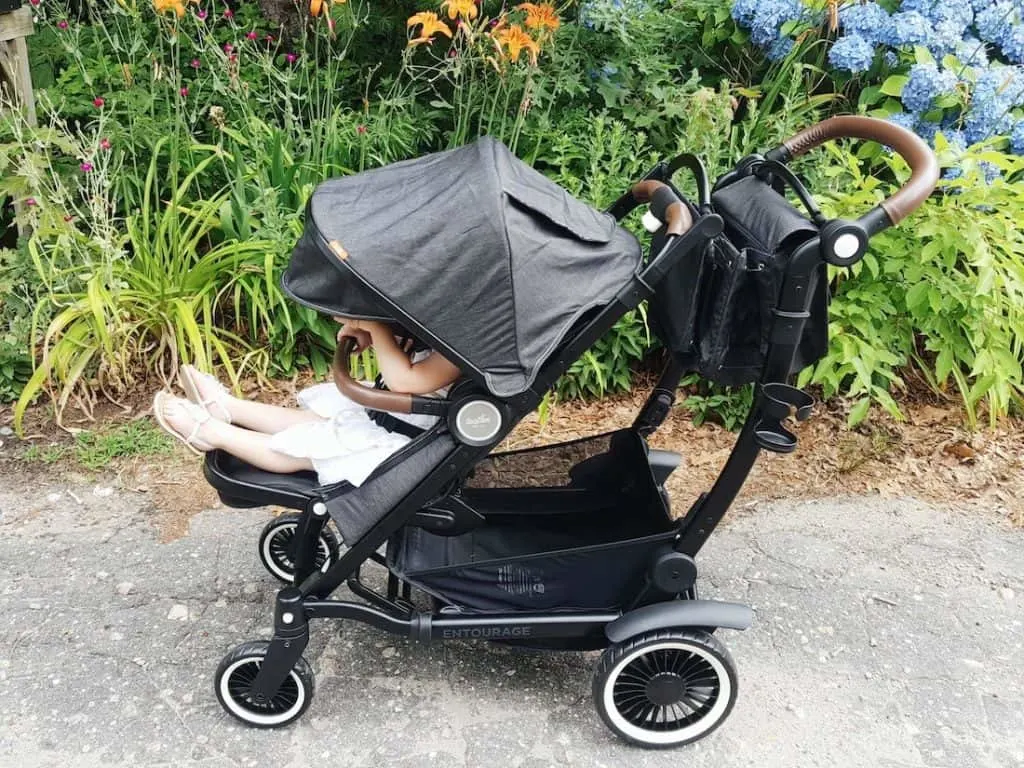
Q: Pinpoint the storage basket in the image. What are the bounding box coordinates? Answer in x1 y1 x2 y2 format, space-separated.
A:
390 431 677 612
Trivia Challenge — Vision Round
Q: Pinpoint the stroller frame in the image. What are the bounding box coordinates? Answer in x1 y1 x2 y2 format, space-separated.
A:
206 117 939 746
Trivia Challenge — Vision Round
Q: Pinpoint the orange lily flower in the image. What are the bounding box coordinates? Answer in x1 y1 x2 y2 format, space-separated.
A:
407 11 453 45
495 24 540 64
153 0 186 18
517 2 560 32
441 0 478 20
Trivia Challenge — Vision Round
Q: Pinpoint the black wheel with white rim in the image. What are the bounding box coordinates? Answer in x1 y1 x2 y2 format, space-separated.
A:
258 513 339 583
215 641 314 728
592 629 738 748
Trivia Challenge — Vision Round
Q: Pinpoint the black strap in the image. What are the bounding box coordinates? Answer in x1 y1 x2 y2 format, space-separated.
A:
366 408 426 438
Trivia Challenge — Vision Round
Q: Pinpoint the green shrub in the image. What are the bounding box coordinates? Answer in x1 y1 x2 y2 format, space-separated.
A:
804 140 1024 427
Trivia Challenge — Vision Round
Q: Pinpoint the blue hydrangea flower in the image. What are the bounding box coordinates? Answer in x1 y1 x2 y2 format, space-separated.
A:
828 34 876 72
980 161 1002 182
884 51 900 68
943 128 969 150
901 63 958 114
887 111 920 133
748 0 803 47
956 37 990 68
1003 25 1024 63
838 2 890 45
731 0 759 27
969 0 995 11
975 3 1016 47
1011 119 1024 153
767 36 795 61
881 11 933 47
915 118 941 142
964 66 1024 143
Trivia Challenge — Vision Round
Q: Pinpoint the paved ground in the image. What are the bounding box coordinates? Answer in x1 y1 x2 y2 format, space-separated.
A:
0 473 1021 768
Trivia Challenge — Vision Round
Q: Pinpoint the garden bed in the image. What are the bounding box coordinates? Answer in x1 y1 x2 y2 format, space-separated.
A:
2 375 1020 544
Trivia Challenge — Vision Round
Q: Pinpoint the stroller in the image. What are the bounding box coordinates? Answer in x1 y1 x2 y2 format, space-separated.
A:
204 116 938 747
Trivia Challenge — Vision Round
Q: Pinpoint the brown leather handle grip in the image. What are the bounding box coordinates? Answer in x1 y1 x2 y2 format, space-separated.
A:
631 180 695 236
332 339 413 414
779 115 939 225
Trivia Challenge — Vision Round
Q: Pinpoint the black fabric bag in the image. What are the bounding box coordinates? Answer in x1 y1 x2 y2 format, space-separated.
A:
650 175 828 386
389 431 676 612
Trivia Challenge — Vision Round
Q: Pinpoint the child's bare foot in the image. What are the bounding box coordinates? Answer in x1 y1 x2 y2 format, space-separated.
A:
153 392 219 455
179 365 233 423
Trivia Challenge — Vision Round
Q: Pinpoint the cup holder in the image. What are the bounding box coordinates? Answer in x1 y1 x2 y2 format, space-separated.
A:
754 383 815 454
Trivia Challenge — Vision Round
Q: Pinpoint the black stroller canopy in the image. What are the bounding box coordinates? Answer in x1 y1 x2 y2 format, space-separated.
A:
283 137 642 398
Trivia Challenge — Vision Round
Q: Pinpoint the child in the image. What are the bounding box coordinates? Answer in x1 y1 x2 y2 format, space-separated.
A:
153 319 462 487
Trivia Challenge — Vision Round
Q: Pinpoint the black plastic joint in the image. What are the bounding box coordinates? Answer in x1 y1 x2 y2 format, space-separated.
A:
409 612 432 643
274 587 309 638
615 277 654 309
770 309 810 345
410 396 449 416
650 185 682 222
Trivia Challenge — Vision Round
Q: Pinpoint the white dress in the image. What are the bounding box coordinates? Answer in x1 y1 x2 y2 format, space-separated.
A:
268 381 441 487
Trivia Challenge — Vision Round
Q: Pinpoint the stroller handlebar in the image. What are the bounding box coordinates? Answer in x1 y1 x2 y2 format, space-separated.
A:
332 340 449 417
631 180 694 235
767 115 939 228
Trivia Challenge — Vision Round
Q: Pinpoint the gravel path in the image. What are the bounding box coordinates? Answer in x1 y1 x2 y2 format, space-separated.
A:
0 475 1021 768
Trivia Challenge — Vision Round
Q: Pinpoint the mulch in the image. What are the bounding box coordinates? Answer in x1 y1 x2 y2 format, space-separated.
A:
2 377 1021 542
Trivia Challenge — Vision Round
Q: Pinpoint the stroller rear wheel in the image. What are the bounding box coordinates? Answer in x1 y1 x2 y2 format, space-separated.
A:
258 513 340 583
592 628 737 748
215 641 314 728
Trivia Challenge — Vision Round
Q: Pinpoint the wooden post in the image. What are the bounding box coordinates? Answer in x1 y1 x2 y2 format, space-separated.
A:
1 6 35 237
0 7 36 127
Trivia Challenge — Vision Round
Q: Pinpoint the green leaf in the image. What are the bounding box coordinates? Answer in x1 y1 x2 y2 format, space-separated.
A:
848 397 871 427
879 75 909 97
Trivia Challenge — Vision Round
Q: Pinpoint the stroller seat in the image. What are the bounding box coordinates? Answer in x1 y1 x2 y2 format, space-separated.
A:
204 450 343 510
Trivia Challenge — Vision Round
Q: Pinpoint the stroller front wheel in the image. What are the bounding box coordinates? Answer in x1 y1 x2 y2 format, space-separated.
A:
258 513 340 583
592 628 738 748
215 641 314 728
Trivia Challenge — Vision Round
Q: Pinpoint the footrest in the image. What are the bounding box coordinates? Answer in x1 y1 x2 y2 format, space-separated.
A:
203 450 331 510
753 383 815 454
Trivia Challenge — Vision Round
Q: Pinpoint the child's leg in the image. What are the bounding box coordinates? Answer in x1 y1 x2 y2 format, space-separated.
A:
206 421 315 474
182 366 322 433
223 399 323 434
159 396 314 474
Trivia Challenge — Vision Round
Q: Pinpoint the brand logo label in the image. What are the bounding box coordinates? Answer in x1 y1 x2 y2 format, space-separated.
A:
441 626 533 639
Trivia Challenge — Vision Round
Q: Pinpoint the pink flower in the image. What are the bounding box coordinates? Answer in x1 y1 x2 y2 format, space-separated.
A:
356 124 367 135
25 198 37 207
265 34 275 42
223 7 233 17
100 138 112 150
448 48 457 58
223 42 234 53
29 0 39 6
190 58 201 69
229 53 238 63
197 9 208 19
64 215 75 222
57 19 68 29
246 30 258 40
285 52 297 64
180 87 189 98
93 97 105 108
80 162 93 172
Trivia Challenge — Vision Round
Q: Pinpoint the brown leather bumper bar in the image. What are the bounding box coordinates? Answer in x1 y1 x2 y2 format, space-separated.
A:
631 180 695 236
332 340 451 416
332 339 413 414
775 115 939 226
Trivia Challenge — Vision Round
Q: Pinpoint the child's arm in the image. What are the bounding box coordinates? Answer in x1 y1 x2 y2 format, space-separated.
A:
358 321 462 394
